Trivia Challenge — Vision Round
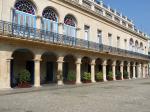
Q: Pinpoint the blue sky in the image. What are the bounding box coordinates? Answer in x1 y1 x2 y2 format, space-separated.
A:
101 0 150 35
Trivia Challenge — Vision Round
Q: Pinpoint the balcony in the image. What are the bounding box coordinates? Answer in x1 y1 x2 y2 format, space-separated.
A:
0 20 149 60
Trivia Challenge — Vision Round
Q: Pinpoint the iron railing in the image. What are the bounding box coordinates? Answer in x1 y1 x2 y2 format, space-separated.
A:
0 20 149 60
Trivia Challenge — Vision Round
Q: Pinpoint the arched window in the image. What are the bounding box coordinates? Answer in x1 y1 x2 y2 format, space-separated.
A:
135 40 139 52
13 0 36 28
64 15 77 38
140 42 144 54
129 38 134 51
64 15 76 27
42 7 58 33
15 0 35 15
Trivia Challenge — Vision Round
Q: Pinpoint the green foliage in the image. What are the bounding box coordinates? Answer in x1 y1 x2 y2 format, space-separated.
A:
108 71 113 79
116 70 121 77
123 71 128 78
82 72 91 81
67 71 76 81
18 69 31 83
96 71 103 81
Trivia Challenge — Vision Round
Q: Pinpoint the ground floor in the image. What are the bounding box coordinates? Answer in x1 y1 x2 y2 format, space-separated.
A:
0 39 149 89
0 79 150 112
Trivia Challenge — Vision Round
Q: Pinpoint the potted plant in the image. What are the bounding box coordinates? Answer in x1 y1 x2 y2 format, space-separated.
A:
107 71 113 81
123 71 128 79
66 71 76 84
116 70 121 80
81 72 91 83
17 69 31 88
96 71 103 82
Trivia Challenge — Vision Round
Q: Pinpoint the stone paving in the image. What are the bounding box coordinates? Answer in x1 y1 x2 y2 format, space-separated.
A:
0 79 150 112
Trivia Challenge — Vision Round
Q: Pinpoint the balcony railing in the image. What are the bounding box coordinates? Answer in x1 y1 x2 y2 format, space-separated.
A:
0 20 149 60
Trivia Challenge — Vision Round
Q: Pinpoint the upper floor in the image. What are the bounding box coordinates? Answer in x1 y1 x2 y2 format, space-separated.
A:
0 0 149 55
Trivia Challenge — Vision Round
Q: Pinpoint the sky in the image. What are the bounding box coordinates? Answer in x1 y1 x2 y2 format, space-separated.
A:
101 0 150 35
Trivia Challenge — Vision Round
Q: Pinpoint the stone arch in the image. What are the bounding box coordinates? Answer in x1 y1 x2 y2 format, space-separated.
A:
64 14 78 27
42 6 59 22
41 52 58 84
14 0 37 15
95 58 103 82
106 59 113 81
11 48 35 88
135 40 139 52
63 54 76 83
81 56 91 82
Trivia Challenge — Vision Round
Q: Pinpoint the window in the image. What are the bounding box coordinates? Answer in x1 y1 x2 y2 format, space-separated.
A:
42 7 58 33
64 15 76 38
97 30 102 44
13 0 36 27
124 39 127 50
117 36 120 48
84 25 90 40
108 33 112 46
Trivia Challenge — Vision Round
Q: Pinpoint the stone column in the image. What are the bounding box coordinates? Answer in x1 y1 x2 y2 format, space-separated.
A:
142 64 145 78
91 59 96 83
127 62 131 79
36 15 41 29
112 60 116 81
133 62 136 79
137 63 141 78
76 58 82 84
5 58 12 89
57 56 64 85
34 59 41 87
58 23 63 35
120 61 124 80
102 59 107 82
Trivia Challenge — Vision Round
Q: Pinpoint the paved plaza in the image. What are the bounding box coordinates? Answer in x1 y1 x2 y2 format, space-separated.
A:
0 79 150 112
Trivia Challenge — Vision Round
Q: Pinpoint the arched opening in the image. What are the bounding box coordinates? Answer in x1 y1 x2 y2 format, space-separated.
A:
11 49 34 88
13 0 36 26
116 60 121 80
123 61 128 79
140 42 144 54
135 62 138 78
63 14 77 45
13 0 36 36
129 38 134 51
106 59 113 81
41 52 57 85
130 62 134 78
81 57 91 82
42 7 58 33
135 40 139 52
63 55 76 84
95 58 103 82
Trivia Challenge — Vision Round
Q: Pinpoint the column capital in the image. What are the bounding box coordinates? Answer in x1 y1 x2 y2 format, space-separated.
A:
76 57 82 64
57 56 64 63
6 58 13 62
91 59 96 65
102 59 107 66
112 60 116 66
120 61 124 66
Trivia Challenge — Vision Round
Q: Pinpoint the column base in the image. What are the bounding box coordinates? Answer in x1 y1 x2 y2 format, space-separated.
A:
76 81 82 85
34 85 41 88
91 80 96 83
57 80 64 86
103 79 107 82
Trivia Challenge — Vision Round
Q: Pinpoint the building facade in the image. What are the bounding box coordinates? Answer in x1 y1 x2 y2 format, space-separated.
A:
0 0 149 89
